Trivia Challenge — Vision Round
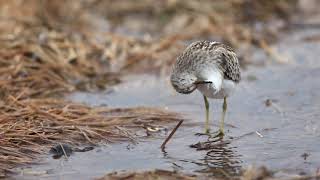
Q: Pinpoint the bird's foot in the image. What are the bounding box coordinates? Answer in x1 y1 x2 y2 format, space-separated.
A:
195 129 224 139
195 128 211 136
195 132 209 136
211 130 224 138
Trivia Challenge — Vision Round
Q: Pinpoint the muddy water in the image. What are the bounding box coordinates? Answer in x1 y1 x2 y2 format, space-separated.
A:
15 28 320 179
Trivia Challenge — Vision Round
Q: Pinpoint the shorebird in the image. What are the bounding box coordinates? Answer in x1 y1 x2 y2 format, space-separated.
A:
170 41 241 136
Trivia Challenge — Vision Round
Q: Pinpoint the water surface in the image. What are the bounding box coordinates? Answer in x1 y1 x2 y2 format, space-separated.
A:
15 28 320 179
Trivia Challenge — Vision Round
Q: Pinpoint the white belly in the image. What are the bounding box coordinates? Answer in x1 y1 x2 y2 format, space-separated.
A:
197 79 236 99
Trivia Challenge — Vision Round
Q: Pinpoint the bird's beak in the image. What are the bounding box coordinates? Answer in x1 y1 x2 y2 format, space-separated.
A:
194 80 212 85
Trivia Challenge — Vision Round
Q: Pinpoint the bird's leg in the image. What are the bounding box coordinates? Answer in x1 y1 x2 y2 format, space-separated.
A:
204 95 210 134
219 97 227 136
194 95 211 136
206 97 227 138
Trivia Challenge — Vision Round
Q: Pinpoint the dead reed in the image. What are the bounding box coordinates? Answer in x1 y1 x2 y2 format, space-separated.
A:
0 29 121 100
0 97 181 176
0 2 183 175
0 0 297 74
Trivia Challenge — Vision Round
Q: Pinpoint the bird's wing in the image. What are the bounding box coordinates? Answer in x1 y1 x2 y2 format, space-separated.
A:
220 48 241 83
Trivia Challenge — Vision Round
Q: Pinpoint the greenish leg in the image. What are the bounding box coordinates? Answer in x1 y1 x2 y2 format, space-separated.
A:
203 95 210 134
219 97 227 136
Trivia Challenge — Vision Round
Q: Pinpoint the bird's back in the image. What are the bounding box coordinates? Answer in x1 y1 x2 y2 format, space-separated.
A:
173 41 241 83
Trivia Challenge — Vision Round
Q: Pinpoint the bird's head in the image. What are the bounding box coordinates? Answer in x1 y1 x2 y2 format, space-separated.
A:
170 72 198 94
170 72 213 94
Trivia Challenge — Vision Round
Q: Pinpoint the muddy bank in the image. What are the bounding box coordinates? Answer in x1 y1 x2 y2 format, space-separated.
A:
98 167 276 180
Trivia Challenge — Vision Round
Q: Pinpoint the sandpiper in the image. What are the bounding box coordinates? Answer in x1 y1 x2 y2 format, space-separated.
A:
170 41 241 136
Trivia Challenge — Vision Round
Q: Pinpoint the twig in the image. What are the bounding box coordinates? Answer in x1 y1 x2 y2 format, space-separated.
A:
160 120 183 150
115 126 137 143
59 143 69 160
77 127 96 145
255 131 263 138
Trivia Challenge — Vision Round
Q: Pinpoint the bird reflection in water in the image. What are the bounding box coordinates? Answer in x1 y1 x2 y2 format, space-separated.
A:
189 137 242 178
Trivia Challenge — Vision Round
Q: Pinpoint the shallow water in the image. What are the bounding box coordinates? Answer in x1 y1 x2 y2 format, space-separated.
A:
15 28 320 179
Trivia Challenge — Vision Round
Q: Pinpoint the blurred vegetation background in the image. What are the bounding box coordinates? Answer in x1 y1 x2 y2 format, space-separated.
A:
0 0 306 98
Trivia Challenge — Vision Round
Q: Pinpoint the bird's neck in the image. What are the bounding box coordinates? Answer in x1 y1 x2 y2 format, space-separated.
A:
200 68 223 92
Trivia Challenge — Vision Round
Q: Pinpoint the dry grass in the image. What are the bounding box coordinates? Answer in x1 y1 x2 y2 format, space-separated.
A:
0 28 121 99
0 97 181 176
0 0 298 73
0 30 181 173
0 1 184 175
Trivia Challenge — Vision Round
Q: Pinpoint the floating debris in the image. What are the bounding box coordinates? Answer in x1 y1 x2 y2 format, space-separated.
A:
49 144 94 159
264 99 283 113
255 131 264 138
301 152 310 160
49 144 73 159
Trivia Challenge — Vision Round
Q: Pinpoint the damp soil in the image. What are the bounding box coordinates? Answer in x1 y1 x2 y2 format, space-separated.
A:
14 28 320 179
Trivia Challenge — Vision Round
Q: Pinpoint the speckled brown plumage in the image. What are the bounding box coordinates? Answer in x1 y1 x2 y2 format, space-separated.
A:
170 40 241 135
173 41 241 83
